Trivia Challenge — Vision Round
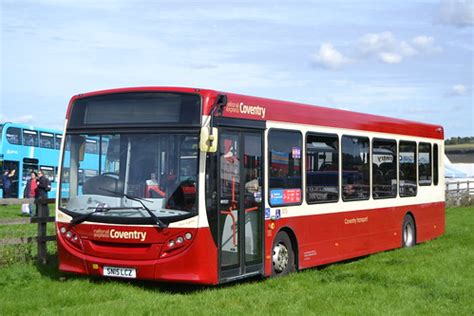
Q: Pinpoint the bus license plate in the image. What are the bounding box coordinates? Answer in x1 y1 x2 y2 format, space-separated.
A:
103 266 136 279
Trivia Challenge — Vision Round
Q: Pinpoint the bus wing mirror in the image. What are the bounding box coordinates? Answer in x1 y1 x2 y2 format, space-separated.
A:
200 127 218 153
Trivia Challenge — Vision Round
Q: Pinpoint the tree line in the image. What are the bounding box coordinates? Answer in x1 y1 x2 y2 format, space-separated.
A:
445 137 474 145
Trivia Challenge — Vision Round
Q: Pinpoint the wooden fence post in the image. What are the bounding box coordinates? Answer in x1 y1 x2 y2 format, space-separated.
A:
37 200 49 264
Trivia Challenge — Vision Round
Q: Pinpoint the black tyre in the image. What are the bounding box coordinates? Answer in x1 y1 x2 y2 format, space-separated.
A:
271 231 296 276
402 214 416 247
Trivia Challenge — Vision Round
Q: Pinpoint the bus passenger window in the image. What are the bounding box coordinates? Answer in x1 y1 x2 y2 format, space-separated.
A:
418 142 432 186
40 132 55 149
85 139 99 154
268 130 302 206
399 141 417 197
433 144 439 186
306 133 339 203
6 127 21 145
23 130 39 147
40 166 55 182
342 136 370 201
372 139 397 199
55 134 63 150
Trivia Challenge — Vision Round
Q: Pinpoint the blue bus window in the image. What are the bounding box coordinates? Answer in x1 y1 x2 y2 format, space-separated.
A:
40 132 55 149
85 139 98 154
6 127 22 145
23 129 39 147
55 134 62 150
40 165 55 182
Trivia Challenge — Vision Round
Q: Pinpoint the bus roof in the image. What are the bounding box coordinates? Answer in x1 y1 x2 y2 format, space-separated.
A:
0 121 61 135
69 86 444 140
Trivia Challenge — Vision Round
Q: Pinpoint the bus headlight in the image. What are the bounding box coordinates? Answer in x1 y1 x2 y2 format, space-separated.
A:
57 223 83 251
161 230 196 258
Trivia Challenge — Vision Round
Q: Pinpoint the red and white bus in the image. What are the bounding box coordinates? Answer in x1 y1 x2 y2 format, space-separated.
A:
56 87 444 284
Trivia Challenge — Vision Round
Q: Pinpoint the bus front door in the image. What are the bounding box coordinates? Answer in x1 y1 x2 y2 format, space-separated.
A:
218 130 264 281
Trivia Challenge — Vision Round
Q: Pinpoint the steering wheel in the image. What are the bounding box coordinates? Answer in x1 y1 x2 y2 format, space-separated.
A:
101 172 120 179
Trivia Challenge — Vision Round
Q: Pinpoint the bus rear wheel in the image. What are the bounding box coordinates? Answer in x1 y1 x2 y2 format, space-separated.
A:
402 215 416 247
271 231 295 276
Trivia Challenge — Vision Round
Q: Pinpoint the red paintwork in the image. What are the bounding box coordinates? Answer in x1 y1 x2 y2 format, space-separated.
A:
263 201 445 275
57 224 219 284
66 86 443 139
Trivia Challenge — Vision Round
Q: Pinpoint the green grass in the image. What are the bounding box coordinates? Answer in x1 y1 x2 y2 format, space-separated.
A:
0 204 24 218
0 206 473 315
0 204 56 239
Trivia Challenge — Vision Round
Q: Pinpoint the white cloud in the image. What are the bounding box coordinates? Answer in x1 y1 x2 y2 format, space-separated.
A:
448 84 467 96
0 114 35 124
379 52 402 64
357 32 441 64
311 43 351 69
411 36 442 53
438 0 474 27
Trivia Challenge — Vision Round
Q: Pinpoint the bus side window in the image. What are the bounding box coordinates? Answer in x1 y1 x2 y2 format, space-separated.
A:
40 132 55 149
372 138 397 199
268 129 303 206
23 130 39 147
399 141 417 197
341 135 370 201
433 144 439 186
40 166 55 183
6 127 22 145
306 133 339 203
418 142 432 186
55 134 63 150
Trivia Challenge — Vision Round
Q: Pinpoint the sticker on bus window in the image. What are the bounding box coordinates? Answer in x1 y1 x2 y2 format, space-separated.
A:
270 189 284 205
283 189 301 204
270 189 301 205
265 208 271 219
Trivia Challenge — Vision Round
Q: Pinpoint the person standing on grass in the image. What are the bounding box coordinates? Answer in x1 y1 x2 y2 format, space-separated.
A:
2 169 16 198
23 172 38 216
35 170 51 216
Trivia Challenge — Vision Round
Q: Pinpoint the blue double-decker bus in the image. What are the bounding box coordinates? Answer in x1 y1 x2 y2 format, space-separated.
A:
0 122 103 199
0 122 63 198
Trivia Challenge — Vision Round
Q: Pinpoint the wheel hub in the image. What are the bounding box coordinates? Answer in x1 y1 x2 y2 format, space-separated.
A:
404 222 414 246
273 243 289 273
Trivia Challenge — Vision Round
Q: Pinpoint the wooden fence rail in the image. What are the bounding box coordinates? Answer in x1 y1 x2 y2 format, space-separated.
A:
445 180 474 207
0 198 55 264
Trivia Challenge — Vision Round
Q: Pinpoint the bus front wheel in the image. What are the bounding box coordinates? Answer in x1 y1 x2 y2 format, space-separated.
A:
271 231 295 276
402 215 416 248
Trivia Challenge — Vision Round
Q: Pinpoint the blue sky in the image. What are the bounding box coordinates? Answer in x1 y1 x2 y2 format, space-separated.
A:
0 0 472 137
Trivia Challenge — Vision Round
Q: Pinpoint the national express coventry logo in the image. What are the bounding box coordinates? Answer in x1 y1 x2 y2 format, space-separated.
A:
225 102 266 119
93 229 147 242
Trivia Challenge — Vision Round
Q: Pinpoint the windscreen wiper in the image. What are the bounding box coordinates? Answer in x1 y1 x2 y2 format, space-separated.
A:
99 188 168 228
69 203 121 226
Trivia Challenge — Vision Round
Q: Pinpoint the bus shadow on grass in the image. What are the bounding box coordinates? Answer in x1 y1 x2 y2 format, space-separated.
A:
34 253 264 294
34 248 411 294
